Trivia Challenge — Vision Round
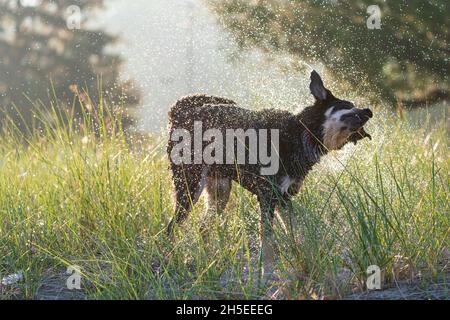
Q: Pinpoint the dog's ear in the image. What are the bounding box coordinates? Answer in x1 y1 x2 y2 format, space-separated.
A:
310 70 330 101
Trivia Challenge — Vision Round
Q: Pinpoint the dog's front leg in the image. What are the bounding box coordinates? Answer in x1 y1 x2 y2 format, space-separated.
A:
258 196 276 277
276 198 297 237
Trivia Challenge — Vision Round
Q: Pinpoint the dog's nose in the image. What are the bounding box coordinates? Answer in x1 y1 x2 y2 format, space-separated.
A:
363 108 373 119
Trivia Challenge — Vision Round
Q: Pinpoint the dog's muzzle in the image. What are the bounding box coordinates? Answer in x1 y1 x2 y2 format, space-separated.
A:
347 108 373 130
348 108 373 144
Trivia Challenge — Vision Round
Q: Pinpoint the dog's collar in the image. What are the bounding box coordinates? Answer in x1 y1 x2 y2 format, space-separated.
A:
297 119 318 146
302 130 322 163
304 130 315 146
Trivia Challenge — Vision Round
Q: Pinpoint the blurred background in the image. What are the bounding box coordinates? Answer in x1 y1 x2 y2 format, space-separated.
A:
0 0 448 132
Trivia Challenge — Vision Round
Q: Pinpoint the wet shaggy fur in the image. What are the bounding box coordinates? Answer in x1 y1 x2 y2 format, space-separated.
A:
166 71 373 269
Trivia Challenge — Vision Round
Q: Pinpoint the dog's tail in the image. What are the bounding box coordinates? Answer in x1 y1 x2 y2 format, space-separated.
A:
168 94 236 123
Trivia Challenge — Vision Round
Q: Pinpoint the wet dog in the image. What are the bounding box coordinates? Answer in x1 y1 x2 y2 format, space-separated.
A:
166 70 373 271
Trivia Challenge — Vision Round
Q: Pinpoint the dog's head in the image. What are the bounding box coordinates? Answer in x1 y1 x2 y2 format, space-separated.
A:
301 70 373 151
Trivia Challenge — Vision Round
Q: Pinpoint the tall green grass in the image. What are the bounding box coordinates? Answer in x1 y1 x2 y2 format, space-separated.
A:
0 98 448 299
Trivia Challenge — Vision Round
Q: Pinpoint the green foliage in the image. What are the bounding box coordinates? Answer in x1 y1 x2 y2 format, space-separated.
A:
209 0 449 106
0 96 447 299
0 0 139 126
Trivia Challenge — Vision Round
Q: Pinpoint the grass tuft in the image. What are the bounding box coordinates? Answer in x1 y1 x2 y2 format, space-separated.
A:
0 97 448 299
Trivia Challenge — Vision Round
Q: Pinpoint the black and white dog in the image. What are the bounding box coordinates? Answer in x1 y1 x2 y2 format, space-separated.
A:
166 70 373 270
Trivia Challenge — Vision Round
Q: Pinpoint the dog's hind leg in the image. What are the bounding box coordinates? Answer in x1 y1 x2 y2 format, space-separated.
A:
205 175 232 217
200 175 232 236
166 165 208 236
